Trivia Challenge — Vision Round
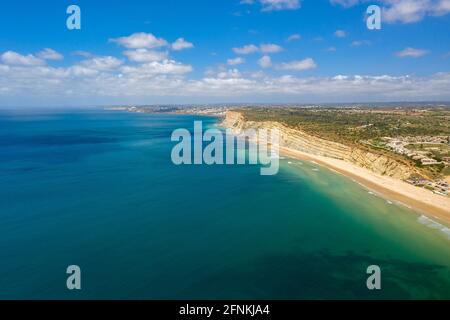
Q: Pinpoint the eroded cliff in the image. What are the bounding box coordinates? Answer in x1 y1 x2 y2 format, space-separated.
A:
221 111 419 180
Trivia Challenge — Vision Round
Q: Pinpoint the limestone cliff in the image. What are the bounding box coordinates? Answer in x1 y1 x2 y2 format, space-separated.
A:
221 111 419 180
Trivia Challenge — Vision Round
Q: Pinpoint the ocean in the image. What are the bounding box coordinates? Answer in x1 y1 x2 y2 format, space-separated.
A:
0 108 449 299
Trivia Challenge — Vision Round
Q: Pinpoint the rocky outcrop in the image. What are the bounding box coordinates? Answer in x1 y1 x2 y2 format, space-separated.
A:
221 111 418 180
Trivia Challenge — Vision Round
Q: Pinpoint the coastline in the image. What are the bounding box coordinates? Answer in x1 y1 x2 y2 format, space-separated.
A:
217 110 450 225
280 146 450 225
125 109 450 226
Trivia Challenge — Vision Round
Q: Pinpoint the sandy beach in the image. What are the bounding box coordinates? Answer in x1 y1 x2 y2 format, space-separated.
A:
280 146 450 225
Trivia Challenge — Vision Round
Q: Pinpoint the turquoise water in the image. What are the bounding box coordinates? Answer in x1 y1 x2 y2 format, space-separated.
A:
0 109 449 300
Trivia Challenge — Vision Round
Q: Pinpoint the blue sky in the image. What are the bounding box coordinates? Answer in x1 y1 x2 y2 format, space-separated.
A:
0 0 450 106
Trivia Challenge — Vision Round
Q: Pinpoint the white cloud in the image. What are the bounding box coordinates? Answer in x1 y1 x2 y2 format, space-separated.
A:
435 0 450 13
260 0 301 11
331 0 450 23
227 57 246 65
2 63 450 103
326 46 337 52
1 51 45 66
110 32 168 49
79 56 123 71
172 38 194 51
124 49 168 62
233 44 259 55
37 48 64 61
277 58 317 71
240 0 301 11
334 30 347 38
72 51 95 58
217 68 242 79
121 60 193 76
260 43 284 53
287 34 301 42
233 43 283 55
258 55 273 68
383 0 432 23
68 65 100 77
1 50 449 104
395 47 429 57
330 0 361 7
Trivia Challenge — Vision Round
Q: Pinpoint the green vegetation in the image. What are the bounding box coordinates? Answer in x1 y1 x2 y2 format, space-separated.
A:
236 107 450 177
238 107 450 145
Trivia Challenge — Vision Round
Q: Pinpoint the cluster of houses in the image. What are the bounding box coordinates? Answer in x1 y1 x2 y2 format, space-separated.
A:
405 178 450 196
383 136 450 197
383 136 449 166
383 136 450 196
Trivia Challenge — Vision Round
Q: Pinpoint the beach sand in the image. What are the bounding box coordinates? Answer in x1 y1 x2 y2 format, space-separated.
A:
280 146 450 225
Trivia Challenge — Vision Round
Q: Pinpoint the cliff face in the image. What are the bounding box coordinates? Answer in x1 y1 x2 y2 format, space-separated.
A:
221 111 418 180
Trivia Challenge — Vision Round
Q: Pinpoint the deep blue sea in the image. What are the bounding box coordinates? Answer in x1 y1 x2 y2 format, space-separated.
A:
1 109 449 299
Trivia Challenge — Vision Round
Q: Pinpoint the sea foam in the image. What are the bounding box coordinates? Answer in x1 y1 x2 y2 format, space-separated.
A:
417 215 450 239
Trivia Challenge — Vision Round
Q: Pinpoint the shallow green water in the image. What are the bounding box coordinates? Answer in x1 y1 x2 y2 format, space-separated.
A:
0 109 449 299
